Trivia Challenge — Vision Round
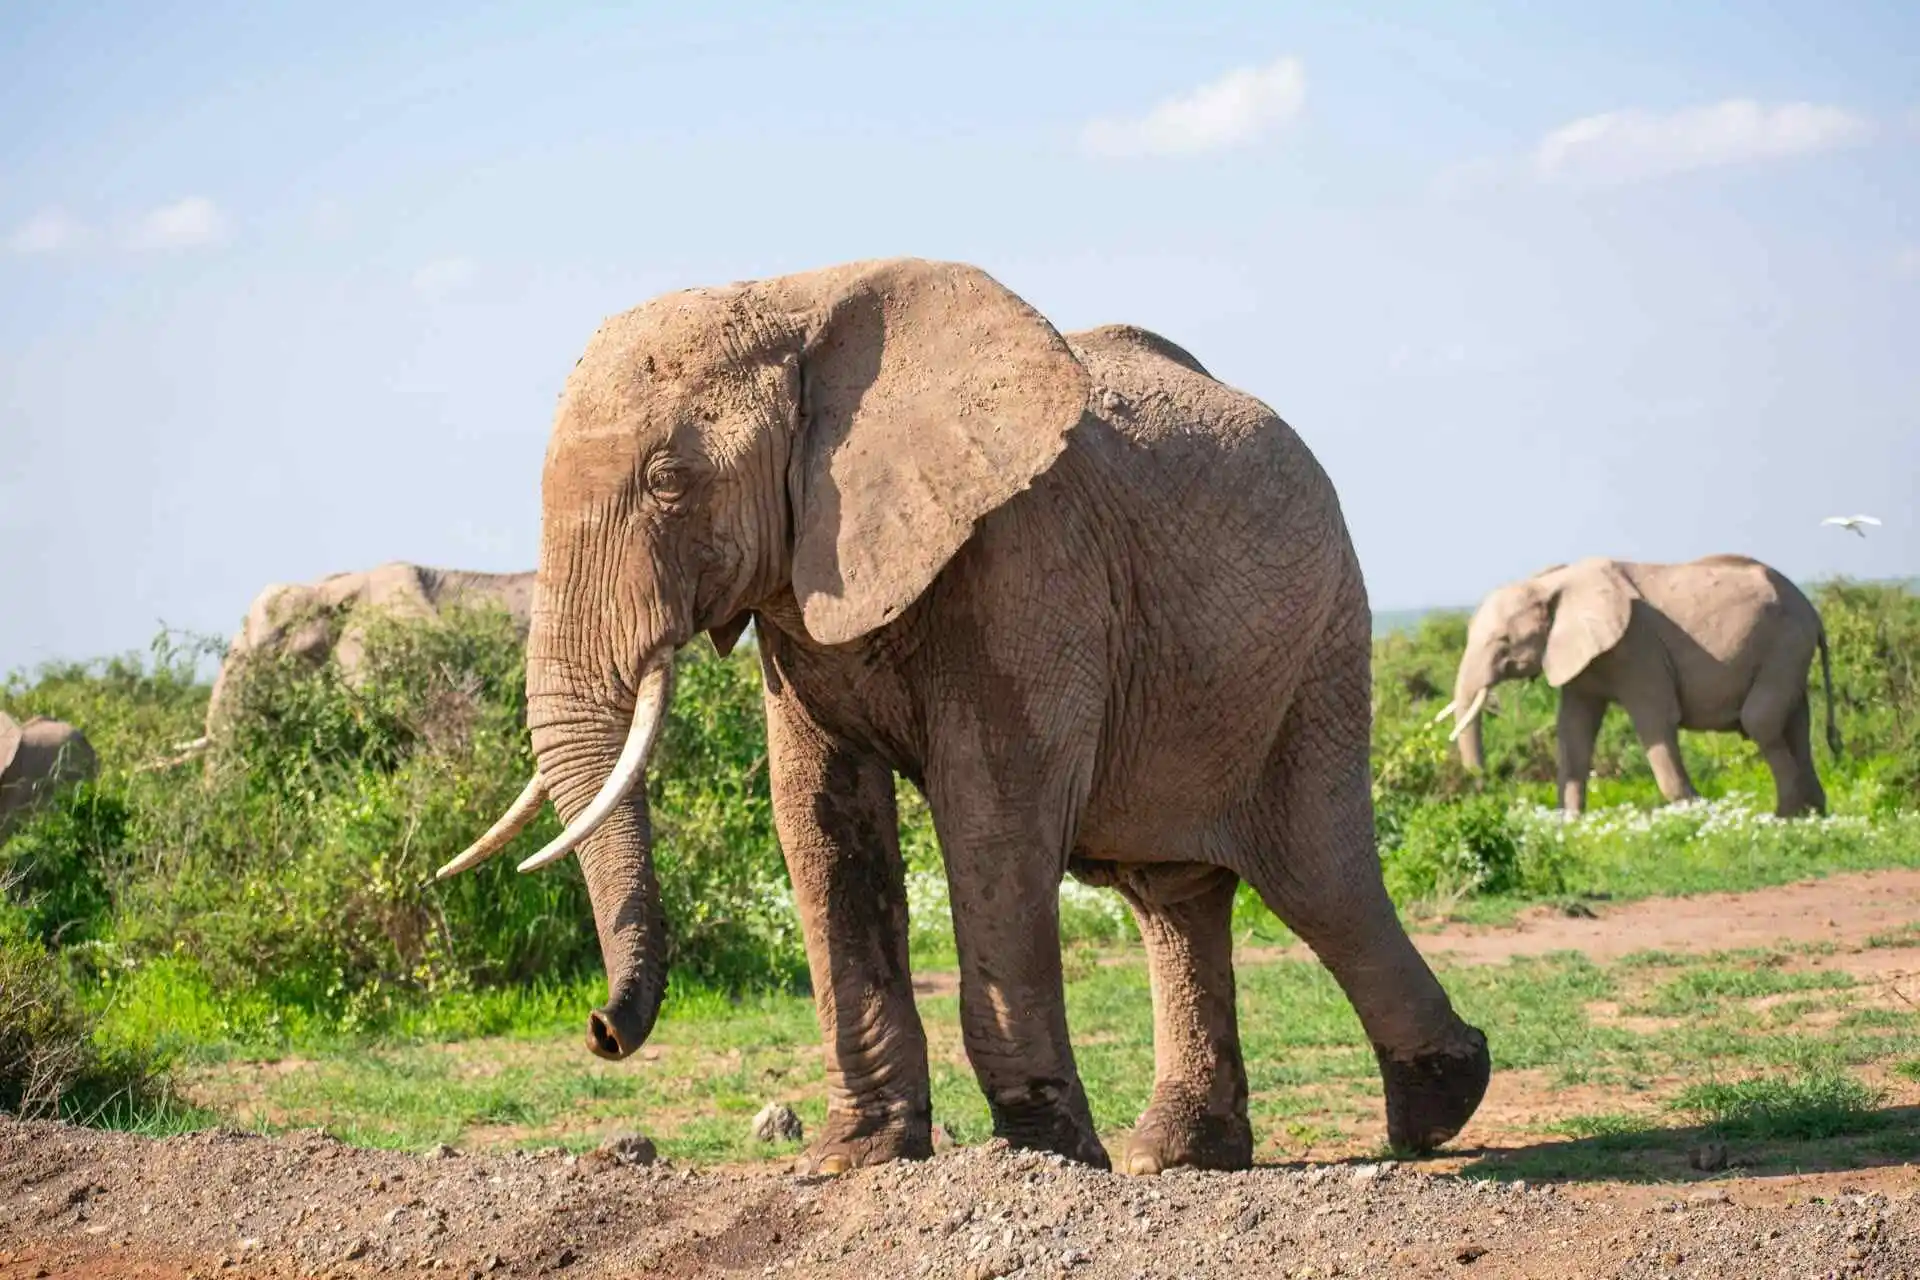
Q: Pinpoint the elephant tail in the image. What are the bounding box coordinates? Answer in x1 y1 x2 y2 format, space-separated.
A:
1817 625 1843 760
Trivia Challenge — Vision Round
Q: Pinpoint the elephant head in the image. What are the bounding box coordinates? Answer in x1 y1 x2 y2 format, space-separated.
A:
1442 560 1636 770
439 258 1092 1060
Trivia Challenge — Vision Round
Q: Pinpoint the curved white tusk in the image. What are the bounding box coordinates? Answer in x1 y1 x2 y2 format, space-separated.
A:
1430 700 1457 724
517 651 675 873
1447 687 1489 742
435 773 549 880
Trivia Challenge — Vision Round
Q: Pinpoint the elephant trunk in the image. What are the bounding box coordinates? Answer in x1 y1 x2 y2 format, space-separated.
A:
526 643 677 1061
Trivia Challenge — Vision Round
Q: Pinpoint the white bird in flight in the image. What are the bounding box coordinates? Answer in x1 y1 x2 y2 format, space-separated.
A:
1821 515 1882 538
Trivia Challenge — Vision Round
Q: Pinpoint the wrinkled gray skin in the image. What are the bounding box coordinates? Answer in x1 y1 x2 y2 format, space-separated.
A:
204 562 535 738
0 712 96 833
458 258 1490 1175
1448 555 1839 817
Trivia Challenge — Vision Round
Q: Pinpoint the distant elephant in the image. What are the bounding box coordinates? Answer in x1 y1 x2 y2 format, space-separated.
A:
1440 555 1839 817
440 258 1490 1174
0 712 97 833
201 562 536 740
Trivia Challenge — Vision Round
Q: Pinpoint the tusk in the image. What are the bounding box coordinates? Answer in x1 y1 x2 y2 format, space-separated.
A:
435 773 549 880
517 650 675 873
1447 688 1489 742
1430 700 1457 724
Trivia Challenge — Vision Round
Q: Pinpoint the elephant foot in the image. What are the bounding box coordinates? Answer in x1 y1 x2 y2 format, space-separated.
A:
1374 1025 1490 1156
793 1108 932 1175
1121 1092 1252 1176
988 1085 1111 1170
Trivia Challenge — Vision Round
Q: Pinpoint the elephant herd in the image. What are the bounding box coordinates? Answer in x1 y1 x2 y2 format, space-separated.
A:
8 258 1846 1174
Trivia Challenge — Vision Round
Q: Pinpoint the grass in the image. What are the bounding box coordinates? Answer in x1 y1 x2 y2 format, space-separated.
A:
154 933 1920 1185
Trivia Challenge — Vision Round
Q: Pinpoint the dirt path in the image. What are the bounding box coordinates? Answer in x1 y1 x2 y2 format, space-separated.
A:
10 871 1920 1277
4 1120 1917 1279
1410 868 1920 965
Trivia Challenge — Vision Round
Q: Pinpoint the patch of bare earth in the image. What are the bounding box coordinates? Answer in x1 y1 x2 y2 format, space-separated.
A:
7 1120 1920 1279
1413 868 1920 965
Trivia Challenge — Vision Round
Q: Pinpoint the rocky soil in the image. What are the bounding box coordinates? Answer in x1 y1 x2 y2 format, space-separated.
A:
5 1119 1918 1279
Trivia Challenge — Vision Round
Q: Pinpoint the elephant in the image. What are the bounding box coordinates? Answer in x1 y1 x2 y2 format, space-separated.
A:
439 258 1490 1175
0 712 97 834
1440 555 1840 817
199 562 536 742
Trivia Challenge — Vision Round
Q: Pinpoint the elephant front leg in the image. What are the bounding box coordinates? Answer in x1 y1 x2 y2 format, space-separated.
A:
1555 690 1607 814
1099 862 1251 1175
1623 698 1698 806
765 689 931 1173
929 764 1108 1168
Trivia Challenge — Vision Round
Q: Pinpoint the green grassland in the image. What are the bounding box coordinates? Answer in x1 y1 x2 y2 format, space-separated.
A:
2 579 1917 1176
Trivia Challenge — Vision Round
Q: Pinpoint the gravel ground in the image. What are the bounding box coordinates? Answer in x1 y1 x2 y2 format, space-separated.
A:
4 1119 1918 1278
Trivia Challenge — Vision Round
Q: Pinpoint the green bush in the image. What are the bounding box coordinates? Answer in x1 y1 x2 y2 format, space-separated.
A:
0 922 174 1122
1381 795 1521 902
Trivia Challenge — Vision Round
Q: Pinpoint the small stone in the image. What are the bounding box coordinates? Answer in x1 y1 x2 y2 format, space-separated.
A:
1661 1251 1683 1266
341 1238 371 1262
425 1143 460 1161
554 1246 576 1268
1349 1164 1380 1186
1060 1247 1089 1267
1688 1142 1728 1172
598 1132 658 1167
1455 1244 1487 1264
1687 1188 1731 1207
752 1102 804 1144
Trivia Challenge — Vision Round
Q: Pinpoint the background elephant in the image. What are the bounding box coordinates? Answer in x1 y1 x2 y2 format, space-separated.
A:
441 258 1490 1175
200 562 536 741
1442 555 1839 817
0 712 97 834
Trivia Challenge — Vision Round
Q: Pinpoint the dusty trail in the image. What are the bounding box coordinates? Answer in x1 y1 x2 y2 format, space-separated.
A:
3 1120 1917 1279
7 870 1920 1278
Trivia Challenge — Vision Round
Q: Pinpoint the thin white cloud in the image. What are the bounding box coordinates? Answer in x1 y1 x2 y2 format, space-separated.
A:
1082 56 1306 158
411 257 477 297
7 209 86 255
127 197 228 250
1896 246 1920 279
1535 100 1871 186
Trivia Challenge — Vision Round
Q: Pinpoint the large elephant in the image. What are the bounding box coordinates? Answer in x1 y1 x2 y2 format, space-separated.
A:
441 258 1489 1174
0 712 97 834
1440 555 1840 817
200 562 536 740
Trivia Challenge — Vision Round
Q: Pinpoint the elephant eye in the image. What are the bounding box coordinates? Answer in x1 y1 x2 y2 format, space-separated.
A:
645 457 691 504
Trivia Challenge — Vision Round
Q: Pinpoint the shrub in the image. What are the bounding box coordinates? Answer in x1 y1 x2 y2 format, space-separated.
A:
0 921 171 1121
1381 795 1521 902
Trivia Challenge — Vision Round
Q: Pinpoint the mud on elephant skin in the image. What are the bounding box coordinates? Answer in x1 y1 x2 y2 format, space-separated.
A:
196 562 536 744
0 712 97 834
442 257 1491 1174
1441 554 1840 817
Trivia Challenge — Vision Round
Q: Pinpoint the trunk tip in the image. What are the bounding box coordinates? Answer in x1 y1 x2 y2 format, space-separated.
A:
587 1004 656 1061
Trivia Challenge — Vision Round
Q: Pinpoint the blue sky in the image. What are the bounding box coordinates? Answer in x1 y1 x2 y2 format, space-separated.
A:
3 2 1916 670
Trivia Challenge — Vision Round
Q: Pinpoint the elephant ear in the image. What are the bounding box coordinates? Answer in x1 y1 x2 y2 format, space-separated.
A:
1544 563 1636 687
789 259 1091 646
0 713 20 780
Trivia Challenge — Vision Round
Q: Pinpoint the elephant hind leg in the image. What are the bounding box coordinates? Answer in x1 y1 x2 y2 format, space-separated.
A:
1076 860 1251 1175
1241 651 1489 1155
1744 689 1826 818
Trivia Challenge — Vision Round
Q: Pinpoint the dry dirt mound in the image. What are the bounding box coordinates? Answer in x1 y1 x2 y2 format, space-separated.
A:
4 1119 1917 1279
